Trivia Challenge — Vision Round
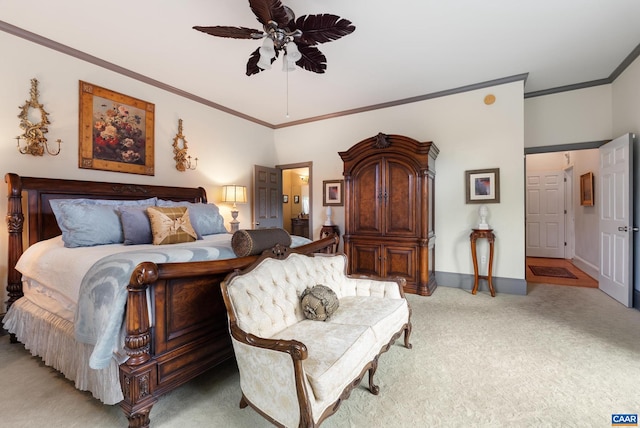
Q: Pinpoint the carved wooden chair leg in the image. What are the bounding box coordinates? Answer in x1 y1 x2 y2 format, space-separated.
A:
368 357 380 395
239 395 249 409
404 322 413 349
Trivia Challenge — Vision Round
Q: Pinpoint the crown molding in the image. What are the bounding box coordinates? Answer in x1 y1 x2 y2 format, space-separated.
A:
3 20 639 128
0 20 274 129
524 42 640 99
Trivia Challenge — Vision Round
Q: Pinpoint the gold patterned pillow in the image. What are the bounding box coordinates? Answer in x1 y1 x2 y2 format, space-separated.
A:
147 206 198 245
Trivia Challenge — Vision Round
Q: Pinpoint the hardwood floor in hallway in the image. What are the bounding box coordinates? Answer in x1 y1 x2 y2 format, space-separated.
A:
526 257 598 288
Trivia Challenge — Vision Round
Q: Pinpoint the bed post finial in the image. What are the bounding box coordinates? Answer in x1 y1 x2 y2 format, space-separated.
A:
5 173 24 323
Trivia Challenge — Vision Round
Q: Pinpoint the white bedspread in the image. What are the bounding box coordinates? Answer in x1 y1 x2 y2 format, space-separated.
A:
16 234 235 321
15 233 312 369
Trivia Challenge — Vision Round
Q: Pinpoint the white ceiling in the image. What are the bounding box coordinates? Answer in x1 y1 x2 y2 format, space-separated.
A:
3 0 640 127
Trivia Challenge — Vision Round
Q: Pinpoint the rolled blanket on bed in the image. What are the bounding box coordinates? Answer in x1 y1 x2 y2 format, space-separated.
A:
231 228 292 257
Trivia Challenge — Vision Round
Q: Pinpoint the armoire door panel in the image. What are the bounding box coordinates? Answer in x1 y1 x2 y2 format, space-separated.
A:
352 161 382 234
384 245 418 284
385 160 417 236
351 242 381 276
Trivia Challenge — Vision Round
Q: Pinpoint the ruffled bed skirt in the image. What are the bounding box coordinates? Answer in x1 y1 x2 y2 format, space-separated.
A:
3 298 123 404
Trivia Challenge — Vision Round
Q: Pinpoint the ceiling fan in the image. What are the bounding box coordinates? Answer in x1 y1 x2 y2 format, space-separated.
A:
193 0 356 76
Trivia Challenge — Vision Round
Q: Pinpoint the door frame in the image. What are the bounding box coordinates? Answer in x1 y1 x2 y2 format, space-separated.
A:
277 161 313 239
524 140 608 269
563 166 575 259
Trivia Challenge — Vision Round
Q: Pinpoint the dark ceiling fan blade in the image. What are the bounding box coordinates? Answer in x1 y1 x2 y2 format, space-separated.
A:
295 14 355 45
249 0 290 27
296 44 327 74
246 48 263 76
246 47 280 76
193 26 264 39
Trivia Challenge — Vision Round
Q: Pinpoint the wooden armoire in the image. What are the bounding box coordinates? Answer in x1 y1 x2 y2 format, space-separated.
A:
339 133 439 296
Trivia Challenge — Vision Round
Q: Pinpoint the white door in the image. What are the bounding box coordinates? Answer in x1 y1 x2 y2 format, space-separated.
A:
526 171 565 258
599 134 634 307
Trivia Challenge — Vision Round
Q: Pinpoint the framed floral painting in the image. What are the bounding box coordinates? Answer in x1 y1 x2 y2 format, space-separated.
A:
79 81 155 175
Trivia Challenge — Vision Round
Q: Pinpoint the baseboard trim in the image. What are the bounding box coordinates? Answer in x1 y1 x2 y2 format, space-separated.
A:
435 271 528 295
571 256 599 280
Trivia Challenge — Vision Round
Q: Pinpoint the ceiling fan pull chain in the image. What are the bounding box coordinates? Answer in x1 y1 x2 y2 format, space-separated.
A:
285 66 290 118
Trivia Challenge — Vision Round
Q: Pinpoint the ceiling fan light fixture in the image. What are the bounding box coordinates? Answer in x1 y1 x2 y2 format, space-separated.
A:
286 42 301 62
257 37 276 69
283 54 297 72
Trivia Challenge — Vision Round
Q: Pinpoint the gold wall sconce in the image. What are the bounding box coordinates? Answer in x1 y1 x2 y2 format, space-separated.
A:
172 118 197 171
16 78 62 156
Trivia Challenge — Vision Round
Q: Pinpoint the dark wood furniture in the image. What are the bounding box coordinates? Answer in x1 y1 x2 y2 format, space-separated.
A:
470 229 496 297
4 173 337 428
291 217 309 238
320 225 340 253
340 133 439 296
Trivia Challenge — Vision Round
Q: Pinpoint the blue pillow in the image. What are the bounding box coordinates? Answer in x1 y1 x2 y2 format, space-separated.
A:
118 205 154 245
51 202 124 247
157 200 227 236
50 198 157 248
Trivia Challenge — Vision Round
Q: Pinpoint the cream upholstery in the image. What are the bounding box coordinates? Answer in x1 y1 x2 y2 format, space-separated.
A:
222 252 412 428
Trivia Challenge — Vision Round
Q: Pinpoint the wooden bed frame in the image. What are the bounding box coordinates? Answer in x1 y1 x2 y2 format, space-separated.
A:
4 173 338 427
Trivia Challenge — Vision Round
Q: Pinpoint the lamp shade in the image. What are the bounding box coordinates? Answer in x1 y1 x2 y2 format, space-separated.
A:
222 185 247 204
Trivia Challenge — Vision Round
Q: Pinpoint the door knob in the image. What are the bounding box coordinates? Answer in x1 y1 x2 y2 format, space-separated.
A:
618 226 628 232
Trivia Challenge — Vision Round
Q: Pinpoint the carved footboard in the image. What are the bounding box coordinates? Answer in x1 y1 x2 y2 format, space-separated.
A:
120 237 338 428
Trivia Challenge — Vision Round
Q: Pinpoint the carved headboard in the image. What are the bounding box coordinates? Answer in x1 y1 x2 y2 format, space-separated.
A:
4 172 207 310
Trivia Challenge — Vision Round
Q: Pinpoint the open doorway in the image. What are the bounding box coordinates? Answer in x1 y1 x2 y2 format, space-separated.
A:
525 147 600 286
278 162 312 239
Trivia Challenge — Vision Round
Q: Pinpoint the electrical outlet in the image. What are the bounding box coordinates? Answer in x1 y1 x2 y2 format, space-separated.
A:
481 255 487 264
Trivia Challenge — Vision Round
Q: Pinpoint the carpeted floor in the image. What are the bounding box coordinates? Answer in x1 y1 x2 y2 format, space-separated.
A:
2 283 639 427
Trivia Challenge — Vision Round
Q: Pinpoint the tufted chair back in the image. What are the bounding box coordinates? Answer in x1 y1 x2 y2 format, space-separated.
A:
224 253 349 338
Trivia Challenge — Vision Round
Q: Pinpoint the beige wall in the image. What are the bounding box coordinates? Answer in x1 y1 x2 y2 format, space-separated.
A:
274 82 526 282
0 31 276 306
524 85 613 148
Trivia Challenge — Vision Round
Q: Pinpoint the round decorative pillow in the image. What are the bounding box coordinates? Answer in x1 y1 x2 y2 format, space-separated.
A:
300 284 339 321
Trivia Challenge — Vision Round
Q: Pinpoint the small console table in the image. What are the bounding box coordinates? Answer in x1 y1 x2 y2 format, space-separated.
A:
291 218 309 238
320 225 340 253
469 228 495 297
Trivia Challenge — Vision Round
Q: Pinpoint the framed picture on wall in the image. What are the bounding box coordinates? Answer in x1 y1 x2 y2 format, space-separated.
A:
294 195 300 204
283 195 289 203
78 81 155 175
465 168 500 204
580 172 594 206
323 180 344 206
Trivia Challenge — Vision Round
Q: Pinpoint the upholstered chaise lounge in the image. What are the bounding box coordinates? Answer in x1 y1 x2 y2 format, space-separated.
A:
221 246 412 427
